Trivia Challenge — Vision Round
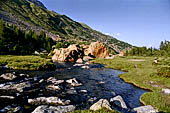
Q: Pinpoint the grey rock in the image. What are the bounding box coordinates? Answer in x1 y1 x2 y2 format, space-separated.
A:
79 90 88 93
110 95 127 109
47 85 61 90
0 105 21 113
0 96 15 100
0 81 31 94
162 88 170 95
66 89 77 95
32 105 75 113
28 97 70 106
66 78 82 87
90 99 112 111
133 105 158 113
0 73 16 81
47 77 64 85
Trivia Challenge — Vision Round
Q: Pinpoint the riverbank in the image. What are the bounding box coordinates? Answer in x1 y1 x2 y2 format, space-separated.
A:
92 56 170 112
0 55 55 70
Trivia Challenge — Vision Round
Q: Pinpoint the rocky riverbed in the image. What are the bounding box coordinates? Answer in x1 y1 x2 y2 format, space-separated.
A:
0 63 158 113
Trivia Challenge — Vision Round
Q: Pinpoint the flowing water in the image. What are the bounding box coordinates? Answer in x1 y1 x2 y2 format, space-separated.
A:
0 64 147 113
53 67 147 109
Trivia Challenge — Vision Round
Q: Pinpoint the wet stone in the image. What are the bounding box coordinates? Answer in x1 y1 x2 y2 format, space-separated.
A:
32 105 75 113
28 97 70 106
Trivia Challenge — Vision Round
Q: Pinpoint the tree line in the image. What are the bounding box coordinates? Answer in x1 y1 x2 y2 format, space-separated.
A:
126 40 170 57
0 19 54 55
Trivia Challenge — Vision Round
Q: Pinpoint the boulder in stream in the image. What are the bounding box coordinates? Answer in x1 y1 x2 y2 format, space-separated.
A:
90 99 112 111
66 78 82 87
47 77 64 85
32 105 75 113
110 95 127 109
0 73 16 81
28 97 70 106
0 81 31 95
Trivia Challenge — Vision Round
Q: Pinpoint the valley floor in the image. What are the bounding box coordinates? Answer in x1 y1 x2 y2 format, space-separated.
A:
93 56 170 112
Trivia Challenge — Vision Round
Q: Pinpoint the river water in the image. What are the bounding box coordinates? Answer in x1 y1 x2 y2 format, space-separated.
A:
0 64 147 113
53 66 147 109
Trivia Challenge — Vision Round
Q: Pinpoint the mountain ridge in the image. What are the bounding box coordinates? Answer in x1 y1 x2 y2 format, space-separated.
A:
0 0 132 53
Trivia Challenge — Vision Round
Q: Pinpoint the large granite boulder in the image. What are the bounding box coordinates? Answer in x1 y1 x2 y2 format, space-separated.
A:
52 44 83 62
32 105 75 113
90 99 112 111
85 41 109 58
133 105 158 113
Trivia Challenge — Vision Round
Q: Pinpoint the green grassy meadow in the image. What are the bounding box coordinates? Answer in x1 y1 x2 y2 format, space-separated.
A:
0 55 55 70
92 56 170 112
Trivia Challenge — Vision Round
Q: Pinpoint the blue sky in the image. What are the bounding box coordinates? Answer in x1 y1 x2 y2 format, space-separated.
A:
39 0 170 48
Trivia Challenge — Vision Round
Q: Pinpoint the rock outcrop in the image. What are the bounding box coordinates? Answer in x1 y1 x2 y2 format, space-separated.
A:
85 41 109 58
90 99 112 111
52 45 83 62
32 105 75 113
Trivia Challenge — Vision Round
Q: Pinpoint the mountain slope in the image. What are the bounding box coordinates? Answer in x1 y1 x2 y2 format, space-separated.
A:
0 0 132 53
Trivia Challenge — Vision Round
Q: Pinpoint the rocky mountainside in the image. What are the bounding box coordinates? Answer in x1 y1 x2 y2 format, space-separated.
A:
27 0 46 9
0 0 132 53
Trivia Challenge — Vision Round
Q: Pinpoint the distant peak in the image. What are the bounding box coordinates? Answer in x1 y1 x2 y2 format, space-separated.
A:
27 0 46 9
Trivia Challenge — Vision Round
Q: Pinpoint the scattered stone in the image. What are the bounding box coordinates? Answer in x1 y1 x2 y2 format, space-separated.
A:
81 65 90 69
85 62 90 65
110 95 127 109
0 73 16 81
73 63 85 67
88 97 97 103
0 96 15 100
47 85 61 90
19 73 29 78
76 58 83 63
66 78 82 87
90 99 112 111
32 105 75 113
28 97 70 106
133 105 158 113
79 90 88 93
47 77 64 85
0 104 21 113
0 81 31 94
162 88 170 95
66 89 77 95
